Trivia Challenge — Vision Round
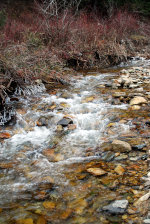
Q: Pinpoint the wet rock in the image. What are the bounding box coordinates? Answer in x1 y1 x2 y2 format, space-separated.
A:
129 157 139 161
127 208 137 215
68 198 88 215
37 116 53 127
35 79 43 84
119 119 127 124
16 108 27 115
0 132 11 139
43 201 55 209
16 218 33 224
103 200 128 214
60 103 70 108
49 103 57 110
115 165 125 175
141 154 148 160
82 96 95 103
136 87 144 92
100 142 112 152
130 96 147 105
105 83 112 87
43 149 64 162
115 154 128 161
87 168 107 176
112 83 120 89
37 117 48 126
145 120 150 126
37 216 46 224
53 153 64 162
101 151 115 162
118 75 133 87
61 209 72 220
107 123 115 127
112 92 126 98
40 176 54 184
129 84 139 88
112 140 131 152
68 124 76 130
142 132 150 138
60 92 71 99
57 125 63 131
144 219 150 224
134 192 150 207
131 105 141 110
0 162 14 169
111 98 120 105
10 97 19 101
36 180 53 191
57 118 73 127
132 144 146 151
34 191 47 200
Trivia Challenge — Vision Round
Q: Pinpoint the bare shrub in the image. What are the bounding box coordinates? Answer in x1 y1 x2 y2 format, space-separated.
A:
35 0 82 17
0 5 149 67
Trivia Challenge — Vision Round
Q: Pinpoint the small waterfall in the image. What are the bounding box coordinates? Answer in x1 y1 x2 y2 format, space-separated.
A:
14 83 46 96
0 82 46 126
0 107 15 125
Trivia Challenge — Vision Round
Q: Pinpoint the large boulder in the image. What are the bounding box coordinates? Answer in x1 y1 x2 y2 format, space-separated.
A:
112 140 131 152
130 96 147 105
57 118 73 127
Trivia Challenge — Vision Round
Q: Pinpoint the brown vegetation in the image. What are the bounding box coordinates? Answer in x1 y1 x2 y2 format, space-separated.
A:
0 2 150 116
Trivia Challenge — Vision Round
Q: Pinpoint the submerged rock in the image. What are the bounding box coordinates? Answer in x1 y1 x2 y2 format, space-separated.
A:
37 217 46 224
16 218 33 224
115 154 128 161
101 151 115 162
112 140 131 152
37 116 53 127
112 92 126 98
68 124 76 130
114 165 125 175
57 118 73 127
0 132 11 139
57 125 63 131
103 200 128 214
132 144 146 151
87 168 107 176
43 201 55 209
82 96 95 103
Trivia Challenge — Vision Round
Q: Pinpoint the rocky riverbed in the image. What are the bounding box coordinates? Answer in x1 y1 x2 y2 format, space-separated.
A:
0 59 149 224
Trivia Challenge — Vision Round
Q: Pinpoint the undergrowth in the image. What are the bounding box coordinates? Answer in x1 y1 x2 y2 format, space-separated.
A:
0 4 149 115
0 6 150 75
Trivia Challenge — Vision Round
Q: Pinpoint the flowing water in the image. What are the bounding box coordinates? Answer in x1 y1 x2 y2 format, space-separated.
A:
0 59 149 224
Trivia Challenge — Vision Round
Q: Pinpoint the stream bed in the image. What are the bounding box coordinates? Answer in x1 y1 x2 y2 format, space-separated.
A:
0 58 150 224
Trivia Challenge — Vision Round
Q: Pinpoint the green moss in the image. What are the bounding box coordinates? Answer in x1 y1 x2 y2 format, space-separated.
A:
26 32 42 49
0 10 6 29
130 35 147 41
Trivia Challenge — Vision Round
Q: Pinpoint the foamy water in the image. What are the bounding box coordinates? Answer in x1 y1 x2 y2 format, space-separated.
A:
0 70 131 206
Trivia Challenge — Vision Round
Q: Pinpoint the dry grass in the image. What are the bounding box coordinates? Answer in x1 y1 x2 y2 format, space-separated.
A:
0 8 149 72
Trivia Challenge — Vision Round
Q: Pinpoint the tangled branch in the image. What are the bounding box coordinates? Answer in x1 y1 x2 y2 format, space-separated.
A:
35 0 82 17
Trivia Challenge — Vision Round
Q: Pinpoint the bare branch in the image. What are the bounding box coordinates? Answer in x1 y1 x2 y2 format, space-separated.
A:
35 0 82 17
